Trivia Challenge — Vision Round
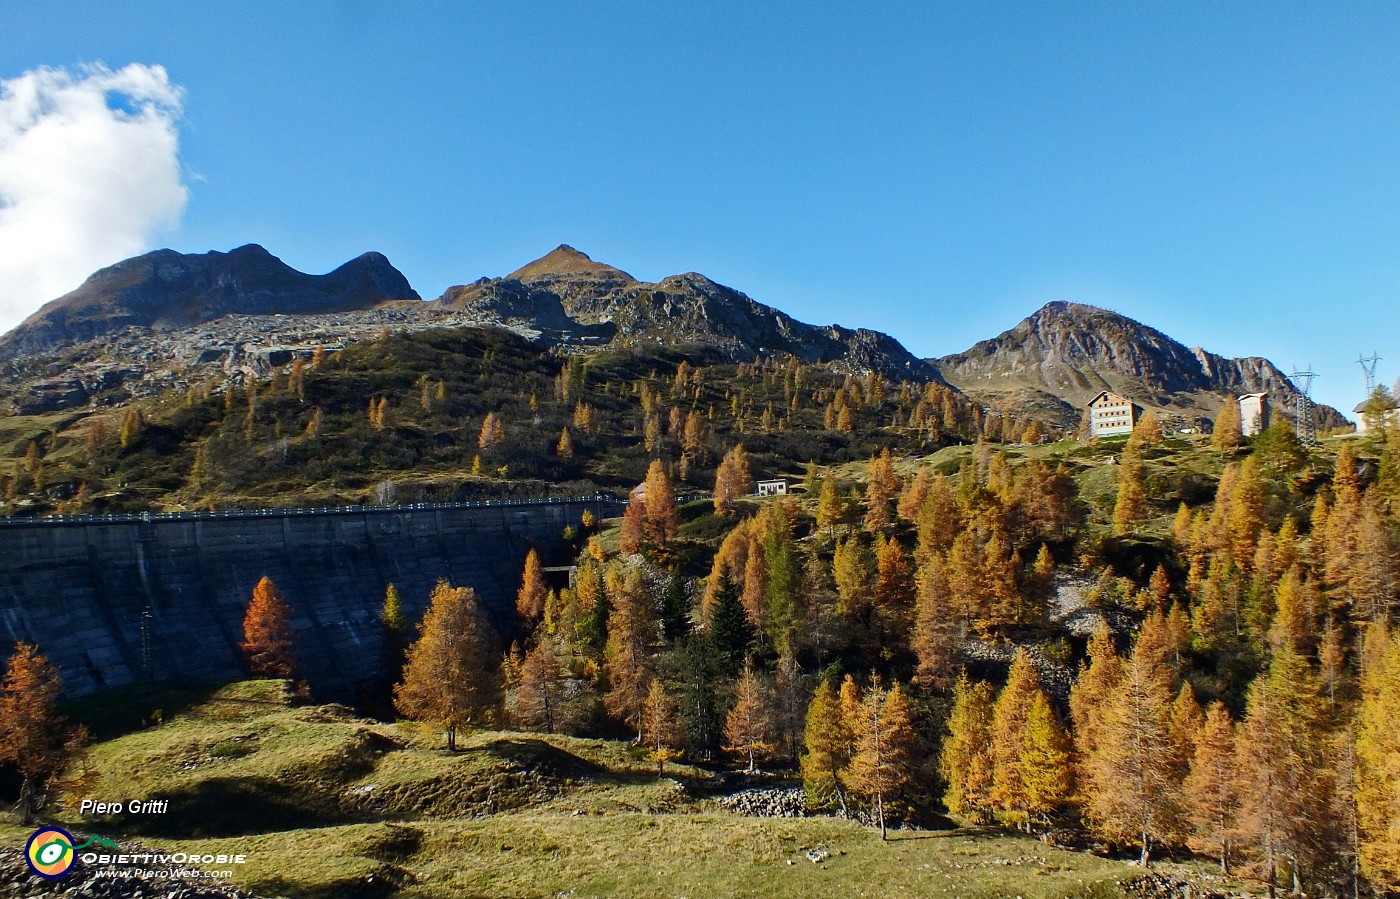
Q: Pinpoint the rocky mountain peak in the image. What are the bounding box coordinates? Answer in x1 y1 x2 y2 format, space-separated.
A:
0 245 419 360
934 301 1342 429
441 247 940 381
507 245 636 283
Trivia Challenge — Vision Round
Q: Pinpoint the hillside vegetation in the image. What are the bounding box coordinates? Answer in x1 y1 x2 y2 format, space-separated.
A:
36 681 1161 899
2 327 1003 515
4 343 1399 898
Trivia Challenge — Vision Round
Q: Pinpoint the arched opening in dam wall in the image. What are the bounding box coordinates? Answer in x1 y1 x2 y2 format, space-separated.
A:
0 499 618 697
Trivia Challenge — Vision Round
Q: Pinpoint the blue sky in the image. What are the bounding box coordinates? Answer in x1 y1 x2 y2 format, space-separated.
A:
3 1 1398 415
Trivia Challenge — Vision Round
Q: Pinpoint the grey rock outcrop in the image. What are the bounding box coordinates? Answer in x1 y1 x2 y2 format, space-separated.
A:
438 245 942 381
0 244 419 360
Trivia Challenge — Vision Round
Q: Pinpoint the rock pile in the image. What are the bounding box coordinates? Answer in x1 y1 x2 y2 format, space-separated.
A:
1117 872 1236 899
715 786 808 818
961 639 1075 701
0 846 269 898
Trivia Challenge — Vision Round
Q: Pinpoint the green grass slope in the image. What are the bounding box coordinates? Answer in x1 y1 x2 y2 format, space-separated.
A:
32 680 1173 899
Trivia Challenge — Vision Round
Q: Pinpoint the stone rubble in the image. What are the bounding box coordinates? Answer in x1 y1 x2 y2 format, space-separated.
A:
714 786 808 818
1117 872 1237 899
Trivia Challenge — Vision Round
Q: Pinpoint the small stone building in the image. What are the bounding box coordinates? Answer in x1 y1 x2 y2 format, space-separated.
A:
1355 394 1400 435
1086 391 1142 438
1240 393 1269 437
756 480 788 497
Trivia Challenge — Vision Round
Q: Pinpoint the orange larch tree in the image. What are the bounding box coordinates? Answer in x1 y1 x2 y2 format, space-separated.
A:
394 580 501 750
714 443 754 515
643 459 680 551
619 494 645 554
516 548 549 622
241 576 296 679
0 643 85 823
724 664 775 773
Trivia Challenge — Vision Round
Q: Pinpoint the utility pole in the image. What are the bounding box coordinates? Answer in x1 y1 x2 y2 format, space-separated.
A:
1290 366 1318 447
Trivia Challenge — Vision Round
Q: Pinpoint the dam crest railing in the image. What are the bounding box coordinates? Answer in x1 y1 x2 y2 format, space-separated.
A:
0 494 637 528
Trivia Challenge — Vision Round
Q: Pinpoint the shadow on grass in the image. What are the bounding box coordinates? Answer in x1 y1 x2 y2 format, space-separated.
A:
244 871 404 899
122 776 360 838
460 737 610 780
63 681 232 742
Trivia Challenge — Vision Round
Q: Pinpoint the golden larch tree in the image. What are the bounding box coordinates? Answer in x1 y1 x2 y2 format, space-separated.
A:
915 474 963 563
1127 408 1163 450
714 443 754 515
603 568 656 740
847 681 918 840
1212 399 1243 450
802 679 855 815
863 449 898 532
896 466 931 523
619 494 645 554
1168 681 1204 779
513 638 564 734
1226 456 1267 569
640 678 683 775
911 554 960 692
816 477 844 536
478 411 505 449
1235 644 1328 896
873 533 915 616
1356 626 1400 889
1185 701 1240 875
394 580 501 750
0 643 85 823
1070 628 1123 782
381 582 410 670
940 672 996 823
516 548 549 621
1082 629 1183 867
989 649 1043 829
643 459 679 551
1112 442 1149 536
1018 692 1073 830
832 534 873 618
241 575 296 679
724 664 775 772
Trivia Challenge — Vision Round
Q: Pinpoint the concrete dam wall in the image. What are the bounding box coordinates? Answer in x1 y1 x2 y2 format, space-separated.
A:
0 498 616 698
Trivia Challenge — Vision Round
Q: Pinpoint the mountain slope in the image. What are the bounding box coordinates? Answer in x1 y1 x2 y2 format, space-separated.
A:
439 245 941 381
0 244 419 359
934 301 1343 429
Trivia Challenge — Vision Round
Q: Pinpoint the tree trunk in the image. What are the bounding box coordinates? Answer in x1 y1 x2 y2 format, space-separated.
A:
446 723 457 752
1139 831 1151 868
18 777 35 826
877 792 886 841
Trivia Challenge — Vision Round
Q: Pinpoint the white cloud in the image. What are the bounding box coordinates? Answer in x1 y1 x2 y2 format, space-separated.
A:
0 63 188 332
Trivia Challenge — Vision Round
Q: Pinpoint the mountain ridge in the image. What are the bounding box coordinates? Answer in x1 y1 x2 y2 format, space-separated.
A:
0 244 420 360
932 300 1343 429
438 245 941 381
0 246 1349 429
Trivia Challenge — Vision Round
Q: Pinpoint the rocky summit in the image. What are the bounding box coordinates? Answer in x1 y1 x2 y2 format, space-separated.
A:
439 245 941 381
0 244 419 360
933 300 1344 429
